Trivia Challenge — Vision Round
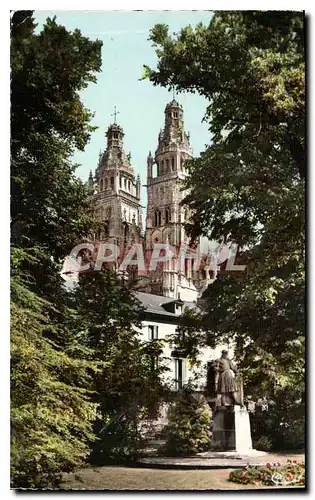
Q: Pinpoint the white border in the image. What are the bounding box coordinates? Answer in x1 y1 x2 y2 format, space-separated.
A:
2 3 310 499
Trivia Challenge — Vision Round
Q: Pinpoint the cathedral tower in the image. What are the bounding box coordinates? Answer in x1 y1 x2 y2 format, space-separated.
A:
92 115 142 251
145 99 201 300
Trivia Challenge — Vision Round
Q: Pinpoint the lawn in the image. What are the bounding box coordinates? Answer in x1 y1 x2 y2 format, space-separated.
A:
60 465 304 491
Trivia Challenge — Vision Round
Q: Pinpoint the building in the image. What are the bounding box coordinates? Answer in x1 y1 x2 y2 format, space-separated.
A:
93 116 142 251
88 99 229 406
90 99 213 298
144 99 208 300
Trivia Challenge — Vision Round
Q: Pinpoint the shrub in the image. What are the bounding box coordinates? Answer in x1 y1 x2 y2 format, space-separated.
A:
253 436 273 452
250 399 305 451
160 387 211 457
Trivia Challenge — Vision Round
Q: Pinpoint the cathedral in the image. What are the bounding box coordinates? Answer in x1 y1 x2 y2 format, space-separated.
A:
89 98 213 302
85 98 231 402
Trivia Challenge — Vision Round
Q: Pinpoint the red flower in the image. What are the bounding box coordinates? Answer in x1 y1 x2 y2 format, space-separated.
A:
266 463 271 468
292 460 297 464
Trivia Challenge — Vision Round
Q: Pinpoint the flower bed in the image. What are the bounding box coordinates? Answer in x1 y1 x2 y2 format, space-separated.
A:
228 460 305 487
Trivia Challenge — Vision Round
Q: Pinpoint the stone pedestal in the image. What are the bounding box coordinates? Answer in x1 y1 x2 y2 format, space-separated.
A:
212 405 253 453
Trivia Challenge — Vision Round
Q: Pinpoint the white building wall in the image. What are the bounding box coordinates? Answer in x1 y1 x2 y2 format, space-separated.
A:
137 319 231 392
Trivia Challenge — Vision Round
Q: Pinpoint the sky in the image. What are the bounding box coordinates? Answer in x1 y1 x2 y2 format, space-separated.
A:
34 10 213 208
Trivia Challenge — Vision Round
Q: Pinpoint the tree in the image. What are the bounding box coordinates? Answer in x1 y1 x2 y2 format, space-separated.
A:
73 269 169 463
143 11 305 443
11 11 102 269
161 386 211 456
11 248 97 488
10 11 103 487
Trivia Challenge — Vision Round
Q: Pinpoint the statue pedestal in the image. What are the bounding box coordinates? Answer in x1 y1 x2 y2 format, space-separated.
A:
212 405 253 453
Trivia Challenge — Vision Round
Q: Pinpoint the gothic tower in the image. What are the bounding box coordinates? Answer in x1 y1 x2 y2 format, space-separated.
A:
145 99 202 300
92 117 142 252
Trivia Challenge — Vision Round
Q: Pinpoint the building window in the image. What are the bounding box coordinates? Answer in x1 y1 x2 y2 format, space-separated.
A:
154 210 162 227
165 208 171 224
148 325 158 340
123 222 129 240
161 160 164 175
128 180 131 191
100 178 104 191
173 111 178 118
171 157 175 171
124 178 127 190
110 176 114 188
175 358 184 390
119 176 122 188
166 159 169 172
176 326 185 343
113 132 118 139
103 222 109 239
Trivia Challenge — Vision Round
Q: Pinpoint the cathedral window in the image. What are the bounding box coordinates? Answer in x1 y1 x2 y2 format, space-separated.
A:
124 178 127 190
173 111 178 118
113 132 118 139
165 208 171 224
123 222 129 240
105 178 108 189
160 160 164 175
110 177 114 189
119 176 122 188
154 210 162 227
100 178 104 191
128 180 131 191
171 157 175 171
103 222 109 239
166 159 169 172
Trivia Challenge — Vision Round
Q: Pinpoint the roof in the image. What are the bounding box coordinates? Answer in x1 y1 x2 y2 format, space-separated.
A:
135 291 197 318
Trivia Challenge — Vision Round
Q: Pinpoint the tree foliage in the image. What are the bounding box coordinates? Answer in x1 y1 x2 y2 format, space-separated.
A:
11 11 101 266
10 11 103 487
160 387 211 457
144 10 305 437
11 248 97 488
73 269 169 463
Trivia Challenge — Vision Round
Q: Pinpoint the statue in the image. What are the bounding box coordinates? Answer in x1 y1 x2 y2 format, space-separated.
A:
214 350 244 408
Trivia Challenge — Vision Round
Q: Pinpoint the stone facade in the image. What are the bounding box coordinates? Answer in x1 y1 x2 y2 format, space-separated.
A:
92 122 142 252
89 100 214 299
